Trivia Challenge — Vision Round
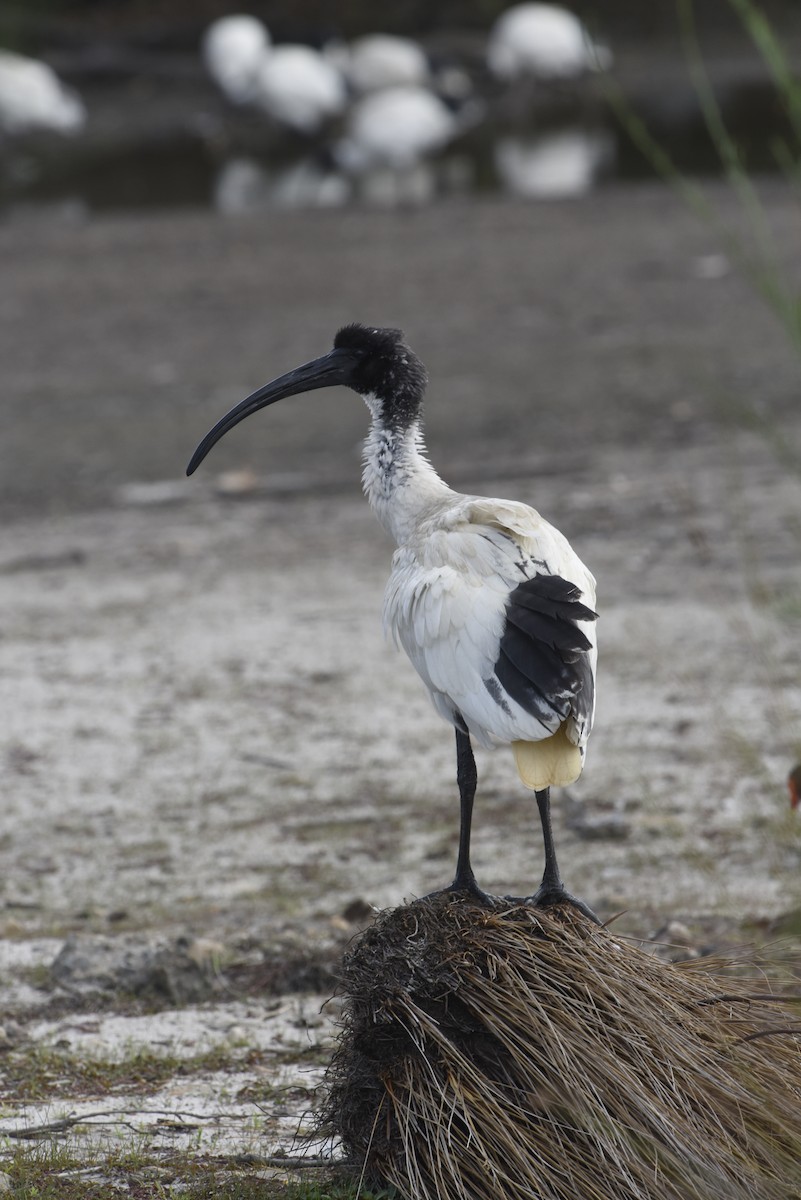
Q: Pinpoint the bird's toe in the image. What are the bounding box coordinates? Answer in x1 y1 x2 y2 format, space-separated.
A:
529 883 602 925
422 876 497 907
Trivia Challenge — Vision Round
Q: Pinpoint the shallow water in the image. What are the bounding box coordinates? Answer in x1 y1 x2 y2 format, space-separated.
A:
1 45 796 213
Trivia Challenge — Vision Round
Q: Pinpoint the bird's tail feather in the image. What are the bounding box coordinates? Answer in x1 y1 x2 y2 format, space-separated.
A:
512 725 582 790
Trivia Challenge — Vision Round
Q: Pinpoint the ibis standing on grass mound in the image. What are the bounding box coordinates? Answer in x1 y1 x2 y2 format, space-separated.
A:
187 324 599 921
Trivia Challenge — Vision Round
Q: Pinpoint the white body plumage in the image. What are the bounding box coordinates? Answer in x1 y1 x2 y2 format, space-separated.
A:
362 408 597 788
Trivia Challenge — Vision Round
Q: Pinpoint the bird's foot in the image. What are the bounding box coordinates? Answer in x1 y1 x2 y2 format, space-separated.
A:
422 873 497 908
528 881 602 926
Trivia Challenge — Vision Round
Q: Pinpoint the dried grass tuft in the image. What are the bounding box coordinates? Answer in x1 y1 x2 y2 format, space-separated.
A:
319 895 801 1200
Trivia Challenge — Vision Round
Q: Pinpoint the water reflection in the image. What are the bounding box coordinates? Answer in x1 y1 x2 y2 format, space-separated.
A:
494 128 612 199
211 122 612 213
214 156 348 213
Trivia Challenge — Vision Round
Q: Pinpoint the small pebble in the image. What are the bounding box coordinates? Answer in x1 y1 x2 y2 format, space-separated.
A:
215 468 260 496
116 480 187 507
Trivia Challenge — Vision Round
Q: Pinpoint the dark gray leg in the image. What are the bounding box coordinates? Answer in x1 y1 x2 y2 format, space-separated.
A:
530 787 601 924
423 729 493 904
452 729 480 892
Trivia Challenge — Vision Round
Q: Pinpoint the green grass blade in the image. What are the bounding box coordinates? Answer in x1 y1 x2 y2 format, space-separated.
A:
727 0 801 143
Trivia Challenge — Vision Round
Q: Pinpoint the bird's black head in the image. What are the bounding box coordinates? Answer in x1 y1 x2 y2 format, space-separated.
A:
333 323 428 426
186 322 428 475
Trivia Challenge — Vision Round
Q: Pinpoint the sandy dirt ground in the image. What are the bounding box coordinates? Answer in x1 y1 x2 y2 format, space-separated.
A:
1 183 801 1183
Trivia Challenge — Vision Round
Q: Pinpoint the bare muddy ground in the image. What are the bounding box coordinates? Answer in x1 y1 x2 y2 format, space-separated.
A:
1 183 801 1189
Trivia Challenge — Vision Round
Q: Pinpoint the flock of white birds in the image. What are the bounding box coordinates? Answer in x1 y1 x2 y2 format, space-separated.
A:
204 5 612 207
0 3 614 207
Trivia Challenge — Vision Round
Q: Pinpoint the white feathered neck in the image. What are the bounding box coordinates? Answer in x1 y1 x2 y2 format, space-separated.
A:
360 397 452 545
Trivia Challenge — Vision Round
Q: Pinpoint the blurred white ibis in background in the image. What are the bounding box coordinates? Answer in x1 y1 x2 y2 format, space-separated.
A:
334 85 478 205
487 2 611 81
337 85 457 168
187 324 599 921
334 33 472 105
202 14 346 134
0 48 85 135
344 34 430 93
202 14 270 104
253 44 346 134
789 765 801 810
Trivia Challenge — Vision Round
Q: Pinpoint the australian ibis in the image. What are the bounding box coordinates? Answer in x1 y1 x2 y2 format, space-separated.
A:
253 45 346 135
486 3 611 81
334 85 478 206
202 14 346 134
335 85 458 172
187 324 598 920
202 15 270 105
0 49 85 135
344 34 430 93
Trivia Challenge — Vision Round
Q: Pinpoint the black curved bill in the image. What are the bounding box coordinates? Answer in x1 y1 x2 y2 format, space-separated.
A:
186 346 360 476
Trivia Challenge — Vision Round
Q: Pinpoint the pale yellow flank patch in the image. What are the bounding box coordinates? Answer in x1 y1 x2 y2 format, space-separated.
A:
512 724 582 790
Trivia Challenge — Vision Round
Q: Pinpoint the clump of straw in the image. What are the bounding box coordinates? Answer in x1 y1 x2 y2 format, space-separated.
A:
320 895 801 1200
